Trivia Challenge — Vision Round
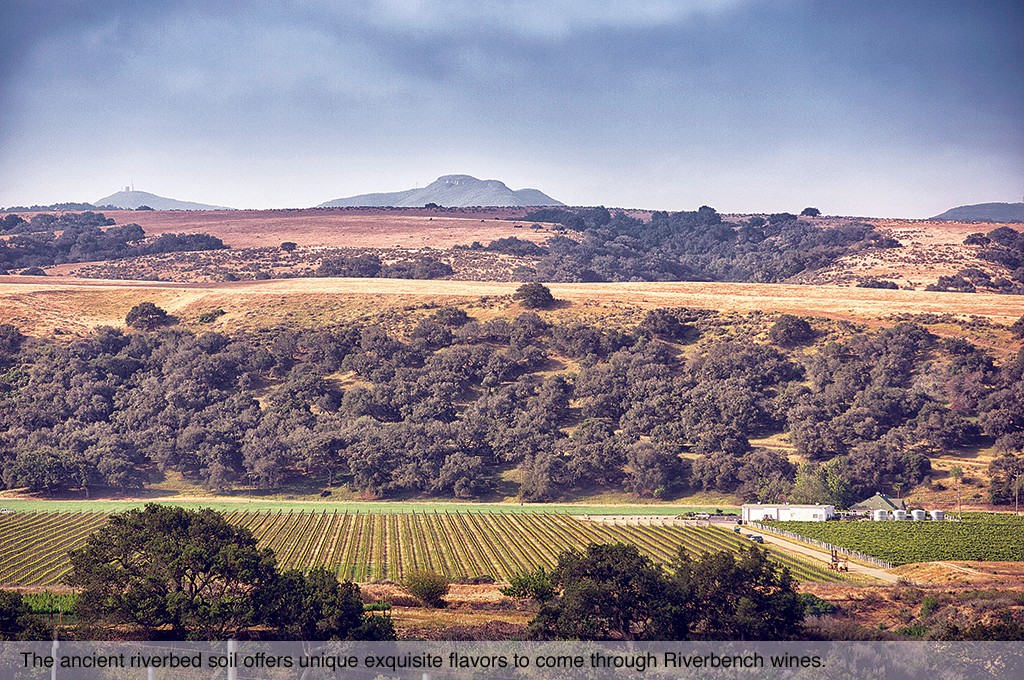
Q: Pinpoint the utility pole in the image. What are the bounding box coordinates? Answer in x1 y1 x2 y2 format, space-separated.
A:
519 463 524 507
1015 472 1022 517
950 465 963 521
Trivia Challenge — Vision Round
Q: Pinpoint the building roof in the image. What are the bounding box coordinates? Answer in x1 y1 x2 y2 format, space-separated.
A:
850 492 906 512
741 504 834 510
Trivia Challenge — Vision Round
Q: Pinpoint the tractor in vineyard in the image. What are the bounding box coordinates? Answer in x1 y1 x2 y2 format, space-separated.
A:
828 549 849 572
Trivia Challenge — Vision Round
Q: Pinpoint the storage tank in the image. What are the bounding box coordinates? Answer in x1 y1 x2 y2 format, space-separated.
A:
873 509 888 521
930 510 945 521
893 510 907 521
911 509 927 521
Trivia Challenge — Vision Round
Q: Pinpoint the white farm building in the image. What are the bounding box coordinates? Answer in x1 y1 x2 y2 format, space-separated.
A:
741 504 835 522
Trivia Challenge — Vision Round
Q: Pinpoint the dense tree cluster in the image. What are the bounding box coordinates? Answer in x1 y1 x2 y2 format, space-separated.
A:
0 212 226 272
0 305 1020 505
316 253 454 279
0 590 50 640
857 278 899 289
456 236 548 257
1 211 114 234
66 504 393 640
955 226 1024 293
2 202 116 213
518 207 900 283
527 543 803 641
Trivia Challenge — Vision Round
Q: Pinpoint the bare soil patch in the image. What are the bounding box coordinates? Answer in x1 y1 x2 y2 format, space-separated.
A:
892 561 1024 588
359 582 532 640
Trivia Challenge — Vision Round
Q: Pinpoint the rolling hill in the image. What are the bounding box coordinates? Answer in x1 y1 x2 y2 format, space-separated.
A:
93 189 232 211
930 202 1024 222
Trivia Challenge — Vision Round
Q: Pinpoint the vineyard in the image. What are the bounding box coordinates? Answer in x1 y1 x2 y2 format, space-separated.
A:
0 512 109 587
770 515 1024 566
1 510 846 587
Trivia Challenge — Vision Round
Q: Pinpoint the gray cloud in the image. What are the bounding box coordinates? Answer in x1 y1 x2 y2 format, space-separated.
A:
1 0 1021 215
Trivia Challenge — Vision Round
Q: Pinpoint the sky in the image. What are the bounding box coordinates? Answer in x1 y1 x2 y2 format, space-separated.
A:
1 0 1021 217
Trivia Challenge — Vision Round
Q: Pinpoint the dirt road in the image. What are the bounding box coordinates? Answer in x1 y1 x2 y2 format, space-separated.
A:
729 523 899 584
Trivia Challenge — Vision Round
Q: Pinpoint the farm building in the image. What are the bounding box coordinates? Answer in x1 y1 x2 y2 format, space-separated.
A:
741 504 835 522
850 492 906 514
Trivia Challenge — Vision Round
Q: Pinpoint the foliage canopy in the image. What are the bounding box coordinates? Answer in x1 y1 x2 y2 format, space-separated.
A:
529 543 803 641
67 504 278 639
513 282 556 309
402 569 450 608
125 302 170 330
65 504 393 640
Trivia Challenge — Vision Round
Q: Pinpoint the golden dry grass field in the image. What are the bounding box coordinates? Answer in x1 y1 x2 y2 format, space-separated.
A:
1 210 1021 327
78 207 551 249
8 207 1021 327
1 276 1022 339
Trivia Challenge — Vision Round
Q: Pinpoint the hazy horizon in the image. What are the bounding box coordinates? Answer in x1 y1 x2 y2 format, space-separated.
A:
1 1 1021 218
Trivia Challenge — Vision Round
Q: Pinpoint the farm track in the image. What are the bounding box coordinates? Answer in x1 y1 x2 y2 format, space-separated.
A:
0 510 845 587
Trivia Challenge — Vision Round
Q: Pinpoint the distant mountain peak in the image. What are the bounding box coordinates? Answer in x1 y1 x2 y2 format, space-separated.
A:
94 189 231 211
318 174 564 208
437 174 481 183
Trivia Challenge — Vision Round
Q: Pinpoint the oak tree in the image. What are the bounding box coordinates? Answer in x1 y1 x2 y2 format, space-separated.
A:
66 504 278 639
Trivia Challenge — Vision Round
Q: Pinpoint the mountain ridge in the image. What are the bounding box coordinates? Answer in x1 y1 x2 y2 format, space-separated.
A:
94 190 232 211
318 174 564 208
930 202 1024 222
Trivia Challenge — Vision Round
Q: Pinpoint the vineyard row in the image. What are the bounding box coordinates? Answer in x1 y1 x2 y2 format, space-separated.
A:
0 511 846 586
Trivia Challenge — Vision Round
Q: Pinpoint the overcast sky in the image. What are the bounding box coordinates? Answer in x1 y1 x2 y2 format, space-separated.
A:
1 0 1021 217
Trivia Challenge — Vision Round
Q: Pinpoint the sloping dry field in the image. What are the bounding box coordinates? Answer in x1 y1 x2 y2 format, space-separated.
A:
1 276 1021 338
92 207 550 249
96 209 1008 260
794 217 1015 287
4 208 1021 335
22 208 1020 288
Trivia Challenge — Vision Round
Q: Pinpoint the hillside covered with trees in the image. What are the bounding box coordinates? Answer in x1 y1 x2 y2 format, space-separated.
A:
0 212 225 273
1 301 1021 507
8 209 1022 294
516 206 902 283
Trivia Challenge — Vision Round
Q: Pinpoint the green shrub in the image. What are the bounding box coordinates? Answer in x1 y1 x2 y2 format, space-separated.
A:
799 592 837 617
500 567 555 602
125 302 169 330
897 623 930 638
198 308 225 323
21 590 78 616
513 282 556 309
921 595 939 617
402 569 450 608
768 314 813 346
